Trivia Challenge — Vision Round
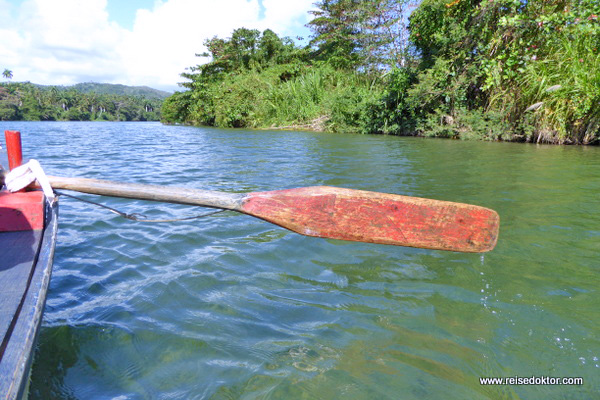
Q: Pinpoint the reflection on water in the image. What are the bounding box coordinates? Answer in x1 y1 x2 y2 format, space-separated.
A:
0 122 597 399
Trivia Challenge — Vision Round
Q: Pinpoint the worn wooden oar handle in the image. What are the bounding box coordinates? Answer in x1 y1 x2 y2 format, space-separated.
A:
46 176 244 210
43 176 499 253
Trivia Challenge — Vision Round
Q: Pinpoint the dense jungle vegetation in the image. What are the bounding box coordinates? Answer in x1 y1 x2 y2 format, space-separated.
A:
163 0 599 144
0 80 164 121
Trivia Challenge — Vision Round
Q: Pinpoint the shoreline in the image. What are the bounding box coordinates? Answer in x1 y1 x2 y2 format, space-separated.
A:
3 118 598 146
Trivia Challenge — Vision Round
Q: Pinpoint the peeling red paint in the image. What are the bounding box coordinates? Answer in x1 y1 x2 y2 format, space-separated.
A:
4 130 23 171
241 186 499 252
0 191 45 231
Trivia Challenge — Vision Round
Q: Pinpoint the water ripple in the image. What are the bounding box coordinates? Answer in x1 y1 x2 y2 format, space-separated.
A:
1 122 597 400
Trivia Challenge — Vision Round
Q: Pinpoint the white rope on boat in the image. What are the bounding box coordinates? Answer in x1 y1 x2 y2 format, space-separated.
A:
5 159 56 204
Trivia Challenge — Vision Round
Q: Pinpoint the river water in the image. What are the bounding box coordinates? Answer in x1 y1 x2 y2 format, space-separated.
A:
1 122 598 399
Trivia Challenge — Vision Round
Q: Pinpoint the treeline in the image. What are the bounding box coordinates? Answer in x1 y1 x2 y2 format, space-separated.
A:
68 82 170 99
406 0 599 144
164 0 599 144
0 82 163 121
161 1 406 133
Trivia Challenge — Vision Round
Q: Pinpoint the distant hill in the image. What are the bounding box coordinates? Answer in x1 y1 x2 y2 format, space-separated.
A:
36 82 172 99
1 81 165 121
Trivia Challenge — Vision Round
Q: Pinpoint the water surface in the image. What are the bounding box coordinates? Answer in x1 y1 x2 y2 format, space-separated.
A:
1 122 598 399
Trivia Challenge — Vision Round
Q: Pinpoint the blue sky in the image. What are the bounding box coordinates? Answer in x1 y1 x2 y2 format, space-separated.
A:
105 0 155 30
105 0 271 29
105 0 271 31
0 0 314 91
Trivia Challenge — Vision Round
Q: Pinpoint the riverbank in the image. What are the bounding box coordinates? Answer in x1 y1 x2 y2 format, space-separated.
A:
162 0 599 145
162 61 599 144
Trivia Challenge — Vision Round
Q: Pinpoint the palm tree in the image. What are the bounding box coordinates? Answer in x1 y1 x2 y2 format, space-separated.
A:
2 69 13 80
48 87 59 106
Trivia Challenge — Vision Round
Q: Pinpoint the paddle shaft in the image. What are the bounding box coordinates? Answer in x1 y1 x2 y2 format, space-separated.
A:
46 176 245 211
40 176 499 253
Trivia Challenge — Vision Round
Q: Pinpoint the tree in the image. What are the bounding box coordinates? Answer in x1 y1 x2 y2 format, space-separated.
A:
3 69 13 80
0 82 163 122
258 29 285 65
196 28 268 75
183 28 306 88
162 91 193 123
307 0 413 70
403 0 600 142
230 28 261 69
308 0 362 68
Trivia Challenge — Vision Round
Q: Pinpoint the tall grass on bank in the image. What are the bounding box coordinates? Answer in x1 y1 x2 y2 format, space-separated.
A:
185 64 383 132
260 66 381 132
263 69 330 125
516 33 600 144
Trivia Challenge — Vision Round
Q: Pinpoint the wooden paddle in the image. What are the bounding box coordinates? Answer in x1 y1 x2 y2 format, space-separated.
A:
37 175 499 253
2 130 497 252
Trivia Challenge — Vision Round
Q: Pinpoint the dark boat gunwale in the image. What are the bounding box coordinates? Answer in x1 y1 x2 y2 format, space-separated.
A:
0 197 58 399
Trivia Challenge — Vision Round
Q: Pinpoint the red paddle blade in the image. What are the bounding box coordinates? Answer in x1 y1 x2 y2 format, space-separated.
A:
240 186 499 252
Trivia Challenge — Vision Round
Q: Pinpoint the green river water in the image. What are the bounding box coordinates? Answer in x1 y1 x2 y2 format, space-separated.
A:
1 121 598 399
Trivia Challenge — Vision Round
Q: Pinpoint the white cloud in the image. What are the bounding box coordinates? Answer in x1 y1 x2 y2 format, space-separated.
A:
0 0 315 91
120 0 262 90
3 0 127 83
261 0 315 38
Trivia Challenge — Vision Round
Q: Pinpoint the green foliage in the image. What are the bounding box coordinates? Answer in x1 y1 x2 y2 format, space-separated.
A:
161 91 192 124
390 0 600 143
164 0 599 144
0 86 19 119
0 82 163 122
362 68 420 134
263 65 382 133
261 66 329 125
515 32 600 143
168 29 315 127
192 28 306 81
503 5 600 143
308 0 411 70
328 83 382 133
308 0 363 69
416 108 511 140
212 71 270 127
164 23 395 131
164 3 414 131
165 27 383 131
67 82 170 99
